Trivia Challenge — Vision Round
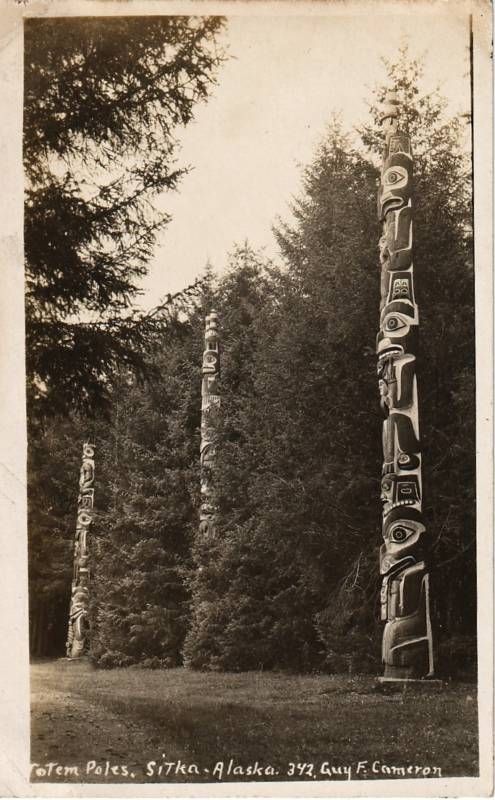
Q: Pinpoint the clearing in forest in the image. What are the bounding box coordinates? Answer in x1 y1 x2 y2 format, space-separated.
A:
30 659 478 784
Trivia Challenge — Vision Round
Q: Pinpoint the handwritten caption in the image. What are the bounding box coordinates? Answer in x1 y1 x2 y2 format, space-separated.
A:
30 757 443 781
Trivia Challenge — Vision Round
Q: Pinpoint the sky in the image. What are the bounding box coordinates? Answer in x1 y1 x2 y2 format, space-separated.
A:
138 10 471 308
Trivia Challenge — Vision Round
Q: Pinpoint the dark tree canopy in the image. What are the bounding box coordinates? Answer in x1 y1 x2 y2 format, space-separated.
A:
27 288 208 663
183 54 475 674
91 321 204 668
27 47 476 678
24 15 225 416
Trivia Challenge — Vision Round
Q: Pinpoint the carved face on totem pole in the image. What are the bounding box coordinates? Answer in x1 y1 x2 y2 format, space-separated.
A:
202 312 220 403
376 93 433 678
199 312 220 540
79 454 95 492
377 137 422 556
377 94 414 320
382 405 419 457
202 348 219 375
376 317 417 361
377 353 417 412
380 474 421 517
377 100 412 224
380 204 413 270
378 154 412 221
379 507 428 631
67 442 95 658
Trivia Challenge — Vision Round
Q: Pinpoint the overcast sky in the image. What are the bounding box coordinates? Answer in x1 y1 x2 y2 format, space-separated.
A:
138 11 470 308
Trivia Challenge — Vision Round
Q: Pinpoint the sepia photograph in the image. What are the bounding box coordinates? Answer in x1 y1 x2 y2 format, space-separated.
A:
0 0 492 796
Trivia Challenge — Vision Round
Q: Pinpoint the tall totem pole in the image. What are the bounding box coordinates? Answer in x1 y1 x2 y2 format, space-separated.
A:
200 311 221 539
376 91 434 679
66 442 95 658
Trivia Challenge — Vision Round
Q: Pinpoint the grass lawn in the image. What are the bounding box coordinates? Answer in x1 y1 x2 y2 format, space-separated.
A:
30 659 478 784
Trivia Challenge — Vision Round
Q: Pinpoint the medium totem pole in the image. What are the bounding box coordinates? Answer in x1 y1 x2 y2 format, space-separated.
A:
200 311 220 539
376 91 434 679
66 442 95 658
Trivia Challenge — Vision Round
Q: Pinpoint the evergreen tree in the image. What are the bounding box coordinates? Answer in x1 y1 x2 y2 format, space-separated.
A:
28 414 87 655
267 124 382 670
184 225 379 671
24 15 225 417
28 47 475 677
28 293 206 661
184 51 475 675
183 244 293 669
90 315 204 667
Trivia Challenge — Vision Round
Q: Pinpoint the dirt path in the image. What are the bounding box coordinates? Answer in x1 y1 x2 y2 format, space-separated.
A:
31 660 192 783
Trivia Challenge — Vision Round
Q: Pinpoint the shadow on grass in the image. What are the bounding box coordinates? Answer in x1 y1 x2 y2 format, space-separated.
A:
31 662 479 783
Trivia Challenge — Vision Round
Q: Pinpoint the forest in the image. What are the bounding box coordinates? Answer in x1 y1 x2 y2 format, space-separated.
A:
25 18 476 679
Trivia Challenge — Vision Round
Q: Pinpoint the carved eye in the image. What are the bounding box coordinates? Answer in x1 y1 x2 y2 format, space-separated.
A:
387 171 400 184
397 452 420 471
390 526 409 543
383 166 408 189
382 480 392 492
388 519 425 544
384 316 407 333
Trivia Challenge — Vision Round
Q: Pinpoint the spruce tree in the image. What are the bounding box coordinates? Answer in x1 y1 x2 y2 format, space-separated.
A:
184 53 475 675
183 244 287 669
24 15 225 417
86 319 204 667
28 414 87 655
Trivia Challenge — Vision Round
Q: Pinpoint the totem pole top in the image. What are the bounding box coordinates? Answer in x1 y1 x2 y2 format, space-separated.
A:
379 90 399 137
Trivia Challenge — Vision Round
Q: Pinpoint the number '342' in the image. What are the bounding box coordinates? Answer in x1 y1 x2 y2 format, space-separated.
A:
287 762 314 777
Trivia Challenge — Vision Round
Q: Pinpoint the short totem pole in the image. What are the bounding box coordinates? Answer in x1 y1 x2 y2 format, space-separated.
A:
66 442 95 658
200 311 221 539
376 91 434 679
